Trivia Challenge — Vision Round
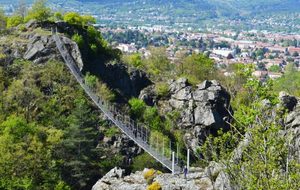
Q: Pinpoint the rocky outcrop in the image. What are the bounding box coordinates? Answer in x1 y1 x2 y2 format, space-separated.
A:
92 163 232 190
23 33 83 69
99 132 142 166
1 24 83 70
97 63 152 99
152 78 232 153
280 92 300 163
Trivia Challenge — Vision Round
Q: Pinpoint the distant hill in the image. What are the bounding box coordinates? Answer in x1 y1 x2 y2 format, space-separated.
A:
2 0 300 31
75 0 300 17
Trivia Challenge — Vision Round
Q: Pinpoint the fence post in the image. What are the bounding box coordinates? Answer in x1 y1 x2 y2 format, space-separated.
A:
170 141 172 160
172 152 175 175
187 149 190 170
177 144 179 164
156 134 159 152
162 138 165 156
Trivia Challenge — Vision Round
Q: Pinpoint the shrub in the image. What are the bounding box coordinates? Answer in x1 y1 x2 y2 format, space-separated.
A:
122 53 143 68
81 15 96 25
53 12 63 21
18 24 27 32
84 72 97 89
63 12 95 26
104 126 119 137
98 83 115 102
90 44 98 54
155 82 169 97
72 33 84 48
131 153 163 172
147 182 162 190
63 12 83 25
143 169 156 180
129 98 146 119
143 107 161 130
7 15 23 28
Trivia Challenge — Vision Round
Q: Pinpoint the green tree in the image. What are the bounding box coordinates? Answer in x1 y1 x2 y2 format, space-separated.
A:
63 12 83 25
122 53 143 68
0 116 65 189
145 47 172 78
25 0 52 22
179 53 215 85
81 15 96 25
56 98 100 189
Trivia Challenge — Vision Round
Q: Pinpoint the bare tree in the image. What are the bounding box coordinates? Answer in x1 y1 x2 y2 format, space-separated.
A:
16 0 27 18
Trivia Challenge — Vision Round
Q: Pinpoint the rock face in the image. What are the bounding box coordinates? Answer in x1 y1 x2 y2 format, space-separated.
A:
99 132 142 166
97 63 152 99
151 78 232 153
23 34 83 70
92 164 232 190
1 23 84 71
280 92 300 163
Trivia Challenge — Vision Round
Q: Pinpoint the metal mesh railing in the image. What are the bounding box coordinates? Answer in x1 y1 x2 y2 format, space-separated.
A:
53 33 183 173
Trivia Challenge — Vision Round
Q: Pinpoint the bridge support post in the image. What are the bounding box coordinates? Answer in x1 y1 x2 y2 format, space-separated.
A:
162 138 164 156
172 151 175 175
187 149 190 170
177 144 179 164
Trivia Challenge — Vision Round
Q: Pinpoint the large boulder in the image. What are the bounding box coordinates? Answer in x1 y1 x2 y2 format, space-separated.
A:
23 33 83 70
162 78 232 153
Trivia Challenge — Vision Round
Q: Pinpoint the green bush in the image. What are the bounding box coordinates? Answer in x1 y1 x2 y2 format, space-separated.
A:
84 72 97 88
104 126 119 137
155 82 169 97
81 15 96 25
7 15 23 28
63 12 83 25
18 24 27 32
90 44 98 54
129 98 146 118
143 107 161 131
72 33 84 48
131 153 163 172
122 53 143 68
98 83 115 102
63 12 95 26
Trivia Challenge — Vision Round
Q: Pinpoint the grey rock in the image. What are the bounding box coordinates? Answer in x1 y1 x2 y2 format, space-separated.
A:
171 86 192 100
139 85 157 106
93 167 213 190
214 171 232 190
165 78 232 153
204 161 223 180
197 80 212 90
279 91 298 111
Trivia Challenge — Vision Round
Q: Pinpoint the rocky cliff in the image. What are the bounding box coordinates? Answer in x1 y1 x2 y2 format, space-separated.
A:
280 92 300 163
140 78 233 155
